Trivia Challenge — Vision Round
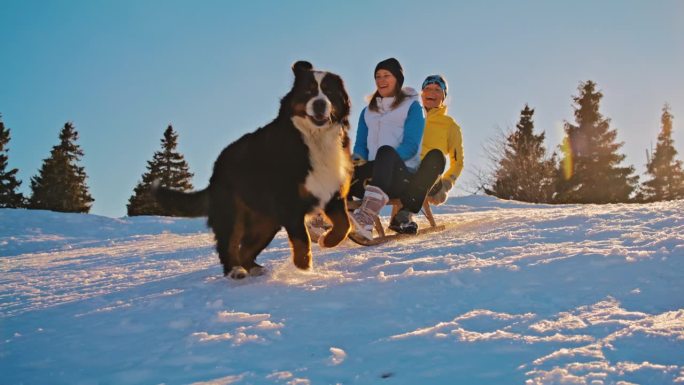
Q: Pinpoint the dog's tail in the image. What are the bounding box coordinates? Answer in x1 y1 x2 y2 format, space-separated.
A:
152 180 210 217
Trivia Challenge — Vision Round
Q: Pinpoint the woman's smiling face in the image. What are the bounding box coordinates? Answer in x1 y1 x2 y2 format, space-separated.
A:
421 83 445 110
375 69 398 98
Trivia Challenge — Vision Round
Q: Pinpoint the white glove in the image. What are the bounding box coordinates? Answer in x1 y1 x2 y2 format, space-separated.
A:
427 178 453 205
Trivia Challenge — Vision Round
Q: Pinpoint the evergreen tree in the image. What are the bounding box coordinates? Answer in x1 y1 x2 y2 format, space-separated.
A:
556 81 638 203
642 104 684 201
0 115 26 208
127 125 194 216
29 122 94 212
489 105 557 203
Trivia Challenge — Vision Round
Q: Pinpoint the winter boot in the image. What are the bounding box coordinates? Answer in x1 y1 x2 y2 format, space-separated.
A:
349 185 389 240
306 212 331 243
389 208 418 235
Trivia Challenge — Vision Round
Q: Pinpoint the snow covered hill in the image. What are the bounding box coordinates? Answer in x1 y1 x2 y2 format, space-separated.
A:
1 196 683 385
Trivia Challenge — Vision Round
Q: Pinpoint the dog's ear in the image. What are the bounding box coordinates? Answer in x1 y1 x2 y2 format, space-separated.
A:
329 74 351 127
292 61 313 74
339 77 351 118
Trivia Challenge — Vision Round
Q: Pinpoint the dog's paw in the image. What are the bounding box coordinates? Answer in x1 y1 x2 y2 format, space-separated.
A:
318 228 347 248
318 231 340 248
228 266 249 280
293 252 313 270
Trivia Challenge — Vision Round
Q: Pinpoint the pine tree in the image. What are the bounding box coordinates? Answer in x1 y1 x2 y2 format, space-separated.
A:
489 105 557 203
642 104 684 201
0 115 26 208
556 81 638 203
29 122 94 213
127 125 194 216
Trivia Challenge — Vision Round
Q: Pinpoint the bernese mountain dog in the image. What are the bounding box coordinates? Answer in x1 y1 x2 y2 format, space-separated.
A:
154 61 352 279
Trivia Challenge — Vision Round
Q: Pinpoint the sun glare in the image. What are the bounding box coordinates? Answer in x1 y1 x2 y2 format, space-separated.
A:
561 136 573 180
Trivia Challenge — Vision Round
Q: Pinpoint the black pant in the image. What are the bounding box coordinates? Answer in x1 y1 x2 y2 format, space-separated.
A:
349 146 445 213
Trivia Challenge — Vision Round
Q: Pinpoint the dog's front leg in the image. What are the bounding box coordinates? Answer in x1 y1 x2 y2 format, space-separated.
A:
284 217 312 270
319 193 351 248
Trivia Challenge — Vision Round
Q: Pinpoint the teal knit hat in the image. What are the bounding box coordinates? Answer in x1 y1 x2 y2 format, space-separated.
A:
422 75 448 97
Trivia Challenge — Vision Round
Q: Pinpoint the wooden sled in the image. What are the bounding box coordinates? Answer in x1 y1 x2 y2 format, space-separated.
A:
346 199 446 246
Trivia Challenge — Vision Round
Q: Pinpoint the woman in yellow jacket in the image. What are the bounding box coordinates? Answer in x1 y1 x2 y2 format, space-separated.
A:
386 74 464 234
420 74 464 205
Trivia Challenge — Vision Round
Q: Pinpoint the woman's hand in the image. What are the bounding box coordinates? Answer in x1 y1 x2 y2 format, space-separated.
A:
427 178 453 205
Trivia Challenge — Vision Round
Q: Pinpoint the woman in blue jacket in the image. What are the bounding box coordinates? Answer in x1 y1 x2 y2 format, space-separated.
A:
350 58 445 240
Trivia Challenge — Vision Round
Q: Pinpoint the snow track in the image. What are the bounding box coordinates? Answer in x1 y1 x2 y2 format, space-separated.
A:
1 196 683 384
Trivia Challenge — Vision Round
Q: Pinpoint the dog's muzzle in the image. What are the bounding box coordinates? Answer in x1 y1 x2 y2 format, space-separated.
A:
308 98 332 126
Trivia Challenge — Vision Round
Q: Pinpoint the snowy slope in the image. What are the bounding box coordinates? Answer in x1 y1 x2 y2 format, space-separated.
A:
1 196 683 385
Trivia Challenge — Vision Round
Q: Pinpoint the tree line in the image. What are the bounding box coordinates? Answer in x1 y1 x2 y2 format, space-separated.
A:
1 80 683 215
484 80 684 203
0 118 193 215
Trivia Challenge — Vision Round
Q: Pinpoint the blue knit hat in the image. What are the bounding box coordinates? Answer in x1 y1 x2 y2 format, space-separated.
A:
422 74 448 97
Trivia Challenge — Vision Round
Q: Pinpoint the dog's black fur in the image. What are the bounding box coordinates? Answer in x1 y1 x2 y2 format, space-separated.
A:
155 61 352 278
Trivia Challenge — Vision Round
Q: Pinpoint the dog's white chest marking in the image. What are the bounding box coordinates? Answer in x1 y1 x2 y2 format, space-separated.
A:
292 118 351 209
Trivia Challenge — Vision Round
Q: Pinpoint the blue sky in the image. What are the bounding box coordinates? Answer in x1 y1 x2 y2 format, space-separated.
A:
1 0 683 217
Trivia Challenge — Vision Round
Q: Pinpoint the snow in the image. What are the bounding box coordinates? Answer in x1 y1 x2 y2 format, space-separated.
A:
1 195 683 384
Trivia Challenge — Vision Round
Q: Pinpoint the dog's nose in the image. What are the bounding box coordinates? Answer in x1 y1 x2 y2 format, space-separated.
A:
312 99 327 116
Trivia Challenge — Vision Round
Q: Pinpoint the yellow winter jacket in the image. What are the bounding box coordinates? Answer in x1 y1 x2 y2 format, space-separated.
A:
420 105 464 184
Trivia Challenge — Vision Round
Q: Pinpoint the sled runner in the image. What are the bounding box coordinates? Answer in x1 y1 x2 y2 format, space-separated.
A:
346 199 445 246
